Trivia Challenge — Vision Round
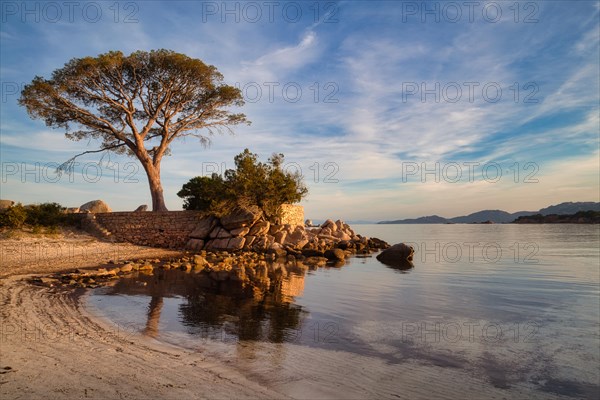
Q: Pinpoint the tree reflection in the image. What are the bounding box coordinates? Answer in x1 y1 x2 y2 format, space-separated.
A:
179 262 308 342
143 296 163 337
107 261 311 342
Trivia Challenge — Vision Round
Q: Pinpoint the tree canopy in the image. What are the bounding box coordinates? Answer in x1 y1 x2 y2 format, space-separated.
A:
19 50 248 211
178 149 308 222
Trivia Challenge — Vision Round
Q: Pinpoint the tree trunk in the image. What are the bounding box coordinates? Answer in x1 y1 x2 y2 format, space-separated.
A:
144 163 168 211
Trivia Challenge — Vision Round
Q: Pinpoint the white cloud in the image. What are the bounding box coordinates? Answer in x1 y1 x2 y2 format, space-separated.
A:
238 30 320 82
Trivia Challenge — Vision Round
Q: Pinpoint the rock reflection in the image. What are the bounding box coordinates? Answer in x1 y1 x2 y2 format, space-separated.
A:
106 260 311 343
381 259 415 272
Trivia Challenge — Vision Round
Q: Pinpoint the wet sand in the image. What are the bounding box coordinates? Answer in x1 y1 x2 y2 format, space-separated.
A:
0 230 289 399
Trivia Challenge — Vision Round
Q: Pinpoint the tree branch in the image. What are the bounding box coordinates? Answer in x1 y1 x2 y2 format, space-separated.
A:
57 142 129 174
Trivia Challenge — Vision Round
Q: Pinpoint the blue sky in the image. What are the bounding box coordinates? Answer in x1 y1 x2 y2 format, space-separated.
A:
1 1 599 221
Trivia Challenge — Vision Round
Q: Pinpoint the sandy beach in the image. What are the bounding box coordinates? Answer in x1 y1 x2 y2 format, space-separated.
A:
0 230 290 399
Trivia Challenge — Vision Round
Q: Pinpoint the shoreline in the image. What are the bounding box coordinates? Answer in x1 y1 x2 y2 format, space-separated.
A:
0 228 186 279
0 230 292 399
0 276 291 399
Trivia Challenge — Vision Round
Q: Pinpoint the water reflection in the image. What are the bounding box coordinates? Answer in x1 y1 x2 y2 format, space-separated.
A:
143 296 163 338
379 258 415 272
103 261 311 342
90 225 600 399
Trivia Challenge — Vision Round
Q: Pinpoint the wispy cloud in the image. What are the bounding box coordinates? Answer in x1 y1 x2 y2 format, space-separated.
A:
1 1 598 217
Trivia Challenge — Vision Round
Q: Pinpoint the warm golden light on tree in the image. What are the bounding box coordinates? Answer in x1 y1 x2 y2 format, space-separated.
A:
19 49 249 211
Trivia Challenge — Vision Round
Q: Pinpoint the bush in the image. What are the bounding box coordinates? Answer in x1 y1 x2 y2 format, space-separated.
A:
0 203 27 228
0 202 67 229
24 202 66 226
177 174 228 214
178 149 307 221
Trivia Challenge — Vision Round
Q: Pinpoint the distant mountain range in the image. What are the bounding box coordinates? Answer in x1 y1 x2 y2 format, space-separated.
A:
378 202 600 224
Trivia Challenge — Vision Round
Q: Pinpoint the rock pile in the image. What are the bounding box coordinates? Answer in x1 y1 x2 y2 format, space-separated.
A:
186 208 389 261
30 247 364 290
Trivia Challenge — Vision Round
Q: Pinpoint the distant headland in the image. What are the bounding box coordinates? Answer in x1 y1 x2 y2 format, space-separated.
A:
378 202 600 224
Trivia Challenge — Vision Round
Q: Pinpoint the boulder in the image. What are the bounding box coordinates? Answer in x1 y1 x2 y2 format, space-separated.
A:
321 219 335 229
134 205 148 212
244 235 256 248
209 226 231 239
302 249 325 258
80 200 112 213
186 239 204 251
324 227 336 236
220 206 261 231
252 236 269 251
268 243 288 258
211 238 230 250
193 255 208 267
317 234 340 242
295 239 309 249
305 219 313 227
333 231 352 241
284 228 307 247
249 221 270 236
376 243 414 267
139 263 154 271
0 200 15 211
274 231 287 244
119 263 134 273
227 237 246 251
269 224 284 235
189 216 218 239
230 226 250 237
324 248 346 262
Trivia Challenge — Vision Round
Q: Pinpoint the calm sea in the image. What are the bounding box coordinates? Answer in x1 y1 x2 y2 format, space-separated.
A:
87 224 600 399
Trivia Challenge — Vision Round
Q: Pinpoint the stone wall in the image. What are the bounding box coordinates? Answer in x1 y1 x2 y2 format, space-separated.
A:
83 206 304 249
92 211 205 248
81 207 389 256
280 204 304 226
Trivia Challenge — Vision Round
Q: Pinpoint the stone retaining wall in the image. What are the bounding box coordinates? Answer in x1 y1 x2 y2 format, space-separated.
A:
81 206 388 256
84 206 305 249
93 211 205 248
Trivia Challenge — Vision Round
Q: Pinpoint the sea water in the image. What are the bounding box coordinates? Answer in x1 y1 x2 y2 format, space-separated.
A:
87 224 600 399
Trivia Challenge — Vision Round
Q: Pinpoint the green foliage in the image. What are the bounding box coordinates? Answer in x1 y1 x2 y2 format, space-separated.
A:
0 203 27 228
0 202 66 229
177 174 228 214
178 149 308 221
25 202 66 226
18 49 249 211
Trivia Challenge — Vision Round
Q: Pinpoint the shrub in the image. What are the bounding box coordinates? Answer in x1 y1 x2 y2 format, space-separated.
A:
24 202 66 226
0 202 67 229
178 149 307 221
0 203 28 228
